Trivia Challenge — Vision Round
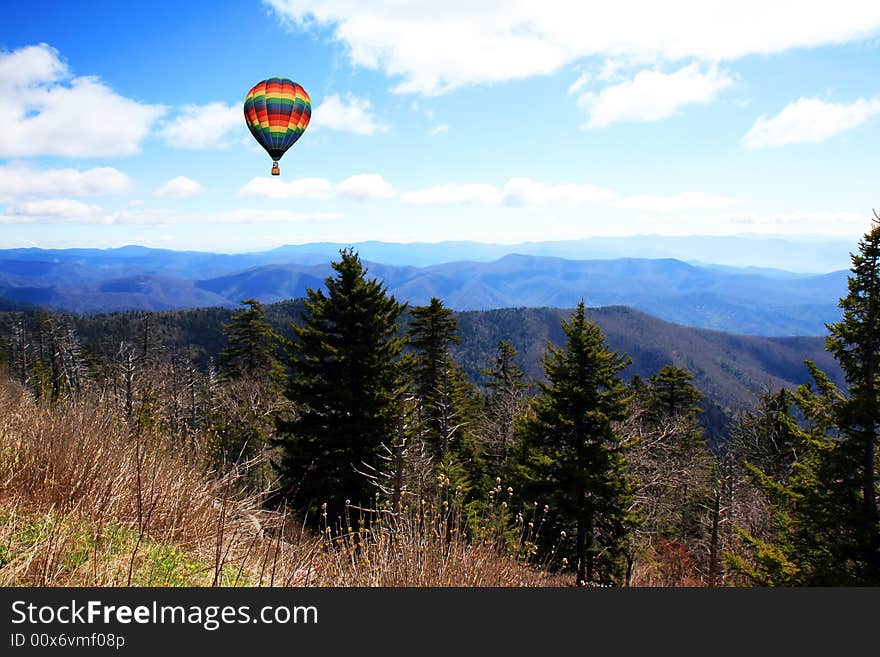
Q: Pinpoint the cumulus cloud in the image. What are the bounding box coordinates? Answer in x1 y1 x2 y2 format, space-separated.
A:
0 43 165 157
310 93 388 134
240 173 394 200
154 176 205 198
0 162 131 202
402 177 739 211
335 173 395 200
2 199 110 223
159 102 243 148
501 178 617 208
240 177 334 200
742 97 880 148
241 172 739 211
266 1 880 95
577 64 733 128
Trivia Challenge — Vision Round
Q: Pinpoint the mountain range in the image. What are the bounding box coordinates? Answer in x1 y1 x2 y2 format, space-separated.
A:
0 242 849 336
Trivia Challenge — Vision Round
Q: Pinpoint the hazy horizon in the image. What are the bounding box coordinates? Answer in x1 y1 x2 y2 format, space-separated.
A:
0 232 859 273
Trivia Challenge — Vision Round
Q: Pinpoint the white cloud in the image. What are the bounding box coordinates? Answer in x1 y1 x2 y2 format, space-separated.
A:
310 93 388 134
0 44 165 157
2 199 109 223
0 200 343 225
567 72 591 96
159 102 242 148
240 173 394 200
0 43 67 87
402 177 739 212
240 176 335 200
241 172 740 211
335 173 395 200
742 97 880 149
578 64 732 128
154 176 205 198
597 59 626 83
267 1 880 95
0 162 131 202
401 183 503 206
501 177 618 208
427 123 449 136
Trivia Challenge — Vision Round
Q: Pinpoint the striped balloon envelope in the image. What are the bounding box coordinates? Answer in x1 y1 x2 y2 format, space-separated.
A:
243 78 311 175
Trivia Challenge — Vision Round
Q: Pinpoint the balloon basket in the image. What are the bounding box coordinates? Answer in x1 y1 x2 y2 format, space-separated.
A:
271 162 280 176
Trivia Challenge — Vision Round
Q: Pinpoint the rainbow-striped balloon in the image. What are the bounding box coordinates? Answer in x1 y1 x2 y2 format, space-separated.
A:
244 77 311 175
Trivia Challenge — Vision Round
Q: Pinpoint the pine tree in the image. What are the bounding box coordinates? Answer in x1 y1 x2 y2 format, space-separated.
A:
731 217 880 584
219 298 284 387
732 389 801 482
825 216 880 581
519 302 634 585
408 297 466 455
646 365 703 424
647 364 712 543
726 365 847 585
275 249 407 517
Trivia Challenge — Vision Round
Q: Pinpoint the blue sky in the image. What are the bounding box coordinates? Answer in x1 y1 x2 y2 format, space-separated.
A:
1 0 879 252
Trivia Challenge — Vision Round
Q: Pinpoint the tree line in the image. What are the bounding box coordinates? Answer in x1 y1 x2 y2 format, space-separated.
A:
2 222 880 585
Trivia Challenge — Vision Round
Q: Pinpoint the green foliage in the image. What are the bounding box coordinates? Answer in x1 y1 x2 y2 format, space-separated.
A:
646 364 703 423
219 298 284 387
408 297 469 456
731 391 852 585
824 220 880 581
517 302 635 585
274 249 407 517
732 220 880 585
733 389 801 481
630 365 715 559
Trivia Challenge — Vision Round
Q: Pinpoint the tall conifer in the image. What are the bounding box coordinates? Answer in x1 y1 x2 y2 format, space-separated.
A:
275 250 407 516
520 302 634 585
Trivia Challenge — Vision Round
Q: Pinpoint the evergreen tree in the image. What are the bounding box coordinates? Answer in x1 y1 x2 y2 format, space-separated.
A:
732 389 801 482
646 365 703 424
219 298 284 387
625 374 647 402
622 364 715 581
519 302 634 585
731 218 880 584
825 217 880 581
727 366 849 585
275 249 407 516
408 297 466 455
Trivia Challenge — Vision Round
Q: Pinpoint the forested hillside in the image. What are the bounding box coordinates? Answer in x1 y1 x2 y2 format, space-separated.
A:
1 300 841 436
1 228 878 587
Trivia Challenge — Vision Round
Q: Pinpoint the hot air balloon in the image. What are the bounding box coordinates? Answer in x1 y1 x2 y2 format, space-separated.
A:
243 77 311 176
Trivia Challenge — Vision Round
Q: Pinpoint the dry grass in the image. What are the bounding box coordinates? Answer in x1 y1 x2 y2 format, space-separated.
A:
0 377 559 587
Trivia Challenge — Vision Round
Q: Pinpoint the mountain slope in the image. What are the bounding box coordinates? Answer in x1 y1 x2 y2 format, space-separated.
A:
193 256 846 336
44 301 841 425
